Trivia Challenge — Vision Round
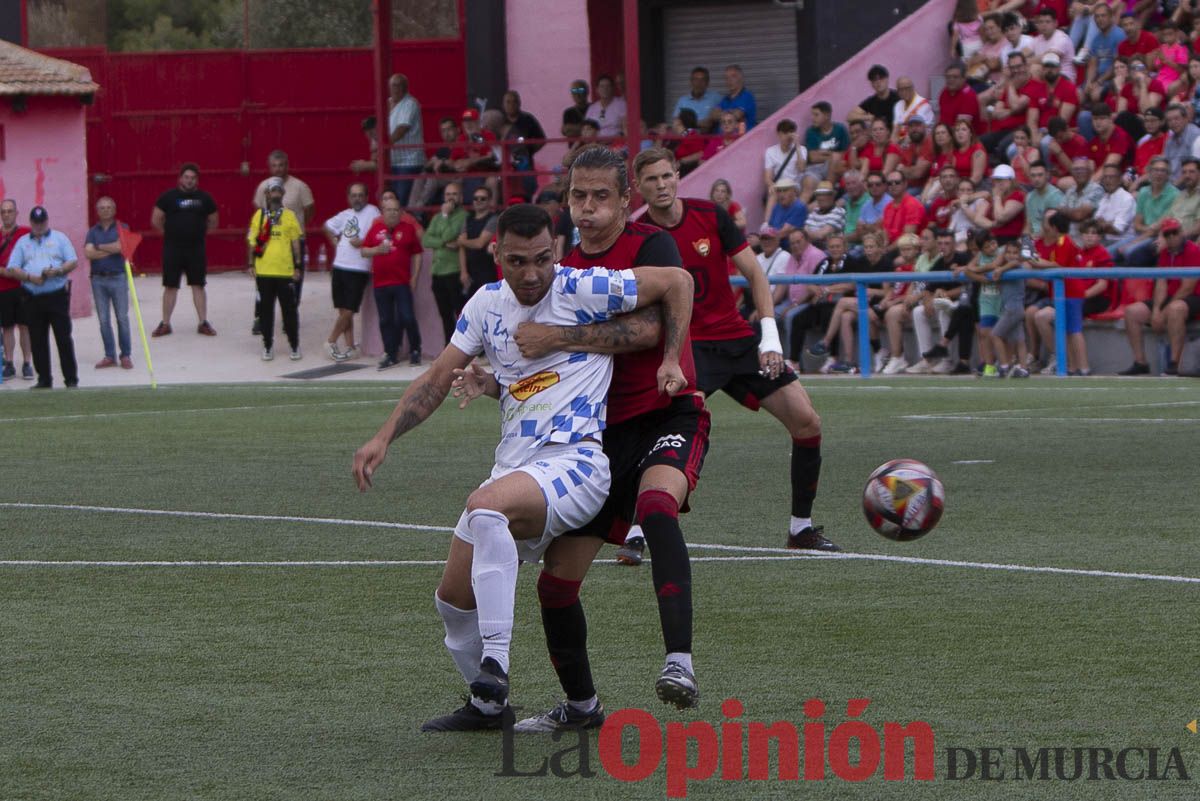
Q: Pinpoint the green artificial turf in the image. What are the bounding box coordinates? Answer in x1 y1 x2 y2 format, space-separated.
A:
1 379 1197 800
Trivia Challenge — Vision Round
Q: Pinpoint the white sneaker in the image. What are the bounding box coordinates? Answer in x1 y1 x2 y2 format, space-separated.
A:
326 341 344 361
1039 358 1057 375
904 359 932 374
261 348 274 361
873 349 890 373
818 356 837 374
882 356 909 375
932 358 956 374
933 296 955 312
290 348 302 361
343 344 360 361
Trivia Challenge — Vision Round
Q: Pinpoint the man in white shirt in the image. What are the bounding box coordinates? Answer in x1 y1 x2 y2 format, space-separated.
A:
891 77 934 142
352 203 693 733
322 183 379 360
763 119 805 217
586 74 626 138
1094 163 1136 246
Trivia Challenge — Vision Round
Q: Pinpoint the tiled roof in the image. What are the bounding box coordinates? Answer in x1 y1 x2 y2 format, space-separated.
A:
0 41 98 96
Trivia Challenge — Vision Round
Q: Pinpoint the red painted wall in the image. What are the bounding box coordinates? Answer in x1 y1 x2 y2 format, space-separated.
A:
40 41 467 271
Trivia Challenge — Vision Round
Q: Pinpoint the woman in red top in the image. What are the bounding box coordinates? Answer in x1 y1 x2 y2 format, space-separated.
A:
857 118 901 176
702 110 741 160
1009 126 1041 186
709 178 746 231
952 119 987 185
922 123 957 201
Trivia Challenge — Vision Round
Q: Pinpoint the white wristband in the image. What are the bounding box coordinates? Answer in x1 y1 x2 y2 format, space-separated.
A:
758 317 782 355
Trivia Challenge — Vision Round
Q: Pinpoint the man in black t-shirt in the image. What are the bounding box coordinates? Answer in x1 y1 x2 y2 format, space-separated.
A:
458 186 499 296
905 228 974 374
847 64 900 128
561 80 590 139
150 162 219 337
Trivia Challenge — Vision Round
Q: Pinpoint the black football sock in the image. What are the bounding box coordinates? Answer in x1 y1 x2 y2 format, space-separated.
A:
537 572 595 702
791 435 822 519
637 489 692 655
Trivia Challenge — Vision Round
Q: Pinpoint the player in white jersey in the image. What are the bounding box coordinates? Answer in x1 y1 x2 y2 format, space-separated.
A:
352 204 693 732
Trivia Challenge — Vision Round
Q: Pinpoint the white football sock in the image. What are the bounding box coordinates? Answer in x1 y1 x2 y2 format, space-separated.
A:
434 592 481 685
789 516 813 535
467 509 518 675
567 695 599 713
625 525 644 545
666 651 693 673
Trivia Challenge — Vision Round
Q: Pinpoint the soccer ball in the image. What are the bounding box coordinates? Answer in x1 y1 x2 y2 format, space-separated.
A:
862 459 944 541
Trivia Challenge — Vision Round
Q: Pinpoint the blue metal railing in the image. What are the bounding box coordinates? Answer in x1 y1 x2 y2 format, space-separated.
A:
731 268 1200 377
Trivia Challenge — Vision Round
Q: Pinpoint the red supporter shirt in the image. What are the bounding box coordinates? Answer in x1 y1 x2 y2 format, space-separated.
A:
991 189 1026 241
882 193 926 243
859 141 901 173
1134 133 1166 176
938 85 983 134
659 198 753 342
1088 126 1133 170
951 143 985 178
992 78 1048 133
1045 78 1079 126
887 263 916 299
1077 244 1112 301
1118 31 1159 58
1036 234 1082 299
900 136 934 189
0 225 31 291
1157 240 1200 298
926 196 954 232
1053 133 1090 178
458 129 497 161
363 217 422 287
562 221 697 425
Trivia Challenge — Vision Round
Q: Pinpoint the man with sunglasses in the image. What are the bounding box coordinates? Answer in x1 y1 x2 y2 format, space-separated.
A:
459 186 499 297
1119 217 1200 376
881 170 926 246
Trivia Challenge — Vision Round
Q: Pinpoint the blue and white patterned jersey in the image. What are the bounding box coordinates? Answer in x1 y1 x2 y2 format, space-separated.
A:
450 266 638 469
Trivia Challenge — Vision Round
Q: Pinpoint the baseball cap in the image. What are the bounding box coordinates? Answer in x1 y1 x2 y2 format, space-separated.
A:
1160 217 1182 233
758 223 779 237
774 177 799 190
266 177 285 192
906 115 927 126
814 181 836 194
29 206 47 223
991 164 1015 180
1040 52 1061 67
462 108 479 121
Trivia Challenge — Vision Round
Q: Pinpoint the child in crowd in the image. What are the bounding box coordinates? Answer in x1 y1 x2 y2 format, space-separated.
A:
968 236 1029 377
878 232 921 373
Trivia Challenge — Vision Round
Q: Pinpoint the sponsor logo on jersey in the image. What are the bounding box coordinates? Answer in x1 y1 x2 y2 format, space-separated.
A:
509 370 561 401
692 238 711 257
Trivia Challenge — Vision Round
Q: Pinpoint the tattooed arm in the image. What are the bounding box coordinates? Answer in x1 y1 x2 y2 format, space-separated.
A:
515 305 664 359
352 345 474 491
629 266 693 394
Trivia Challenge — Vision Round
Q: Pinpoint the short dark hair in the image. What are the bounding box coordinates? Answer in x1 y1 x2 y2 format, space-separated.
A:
1182 157 1200 171
1047 211 1071 233
1091 103 1112 118
776 118 798 134
867 64 889 80
1047 116 1068 135
934 228 954 239
474 186 493 201
361 115 376 131
439 116 457 127
568 144 629 194
179 162 199 176
536 188 561 204
974 228 996 247
691 66 709 80
676 108 698 129
812 101 832 115
1079 219 1101 234
497 203 553 241
633 147 677 178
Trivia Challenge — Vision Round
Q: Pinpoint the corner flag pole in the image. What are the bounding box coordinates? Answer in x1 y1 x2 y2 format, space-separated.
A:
116 225 156 389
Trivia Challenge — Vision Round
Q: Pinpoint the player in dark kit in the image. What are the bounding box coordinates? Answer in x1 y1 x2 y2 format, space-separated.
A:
496 145 709 727
631 146 837 553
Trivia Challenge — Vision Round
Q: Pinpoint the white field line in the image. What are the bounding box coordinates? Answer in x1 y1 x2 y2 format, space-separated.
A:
0 502 455 532
904 415 1200 424
0 399 396 425
952 460 995 465
0 555 814 568
2 502 1197 585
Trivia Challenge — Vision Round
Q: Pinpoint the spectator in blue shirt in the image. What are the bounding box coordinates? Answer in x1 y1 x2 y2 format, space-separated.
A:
672 67 723 133
716 64 757 130
84 196 133 370
4 205 79 387
1084 4 1125 86
768 179 808 252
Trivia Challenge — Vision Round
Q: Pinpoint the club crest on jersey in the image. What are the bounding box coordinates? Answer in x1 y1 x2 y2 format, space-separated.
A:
509 370 560 401
692 238 711 257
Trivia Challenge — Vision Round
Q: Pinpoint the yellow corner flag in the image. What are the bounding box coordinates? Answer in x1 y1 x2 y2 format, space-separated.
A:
117 225 156 389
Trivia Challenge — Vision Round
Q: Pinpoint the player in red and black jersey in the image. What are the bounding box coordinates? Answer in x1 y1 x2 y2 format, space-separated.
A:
633 146 837 554
505 145 710 726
